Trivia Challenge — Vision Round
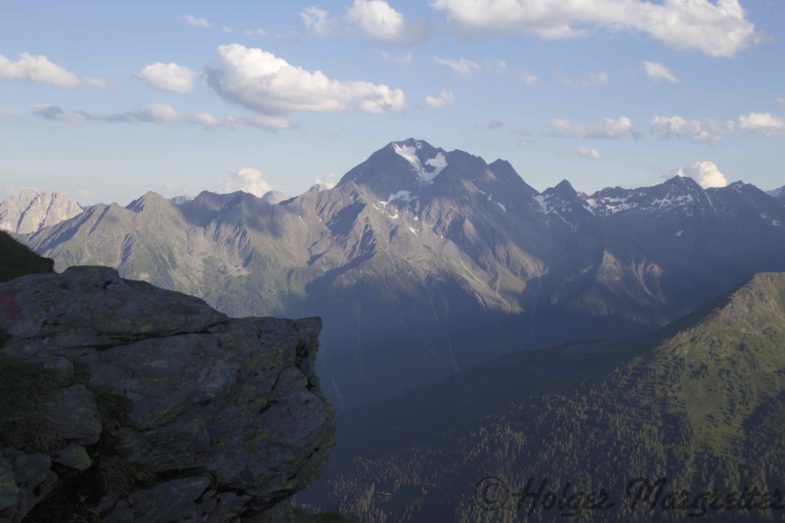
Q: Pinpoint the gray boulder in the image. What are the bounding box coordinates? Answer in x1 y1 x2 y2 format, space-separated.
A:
0 266 334 522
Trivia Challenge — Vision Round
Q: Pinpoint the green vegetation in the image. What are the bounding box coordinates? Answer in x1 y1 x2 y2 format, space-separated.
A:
0 356 61 452
304 274 785 522
0 230 54 283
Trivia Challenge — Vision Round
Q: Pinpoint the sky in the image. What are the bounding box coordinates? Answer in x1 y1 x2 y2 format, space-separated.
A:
0 0 784 205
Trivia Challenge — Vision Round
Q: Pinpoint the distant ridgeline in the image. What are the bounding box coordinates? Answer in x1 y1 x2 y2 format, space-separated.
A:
301 272 785 523
17 140 785 409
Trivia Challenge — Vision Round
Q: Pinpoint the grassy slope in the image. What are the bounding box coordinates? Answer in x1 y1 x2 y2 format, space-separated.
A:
0 230 54 283
305 273 785 522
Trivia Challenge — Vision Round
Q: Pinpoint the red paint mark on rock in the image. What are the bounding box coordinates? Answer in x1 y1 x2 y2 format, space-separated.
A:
0 290 21 321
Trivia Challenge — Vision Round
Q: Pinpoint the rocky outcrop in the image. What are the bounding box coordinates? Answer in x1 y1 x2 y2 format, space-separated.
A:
0 266 335 522
0 189 83 235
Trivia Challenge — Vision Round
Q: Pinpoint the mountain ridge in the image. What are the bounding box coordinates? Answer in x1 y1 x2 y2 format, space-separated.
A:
300 271 785 522
19 139 785 409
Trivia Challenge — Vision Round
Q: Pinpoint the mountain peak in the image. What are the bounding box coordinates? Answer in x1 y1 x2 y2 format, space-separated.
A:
338 139 450 199
126 191 170 212
0 189 83 235
554 179 576 193
664 175 703 190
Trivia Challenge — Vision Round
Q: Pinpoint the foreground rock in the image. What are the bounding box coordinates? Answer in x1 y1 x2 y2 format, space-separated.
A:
0 266 335 522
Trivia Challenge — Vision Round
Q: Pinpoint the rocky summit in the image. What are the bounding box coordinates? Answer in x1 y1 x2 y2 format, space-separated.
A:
0 265 335 522
0 190 83 235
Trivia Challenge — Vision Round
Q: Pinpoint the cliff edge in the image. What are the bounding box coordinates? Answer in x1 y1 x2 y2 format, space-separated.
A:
0 264 335 522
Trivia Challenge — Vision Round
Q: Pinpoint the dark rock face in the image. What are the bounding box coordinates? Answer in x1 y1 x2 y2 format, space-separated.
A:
0 266 334 522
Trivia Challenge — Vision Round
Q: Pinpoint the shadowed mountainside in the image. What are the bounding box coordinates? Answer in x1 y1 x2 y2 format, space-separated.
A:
300 272 785 522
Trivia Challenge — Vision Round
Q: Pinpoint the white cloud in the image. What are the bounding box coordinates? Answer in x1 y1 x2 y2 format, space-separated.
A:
651 115 735 144
577 146 603 160
379 50 413 65
738 112 785 136
244 28 267 37
425 89 455 108
205 44 405 115
181 15 211 28
33 103 291 131
520 69 538 85
135 63 199 93
434 56 481 77
675 161 728 188
217 168 272 197
549 116 636 139
314 172 338 190
778 98 785 109
562 71 608 88
83 77 111 90
431 0 762 57
643 61 679 83
0 52 80 88
346 0 425 45
300 7 341 36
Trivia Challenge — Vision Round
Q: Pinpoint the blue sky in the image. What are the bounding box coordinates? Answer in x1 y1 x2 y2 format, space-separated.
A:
0 0 783 205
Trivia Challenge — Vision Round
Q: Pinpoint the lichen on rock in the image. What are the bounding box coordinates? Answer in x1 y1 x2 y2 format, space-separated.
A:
0 266 335 522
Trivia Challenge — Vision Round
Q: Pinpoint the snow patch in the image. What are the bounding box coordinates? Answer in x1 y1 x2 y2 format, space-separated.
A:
423 153 448 182
496 202 507 213
388 190 416 202
392 143 448 184
393 143 422 173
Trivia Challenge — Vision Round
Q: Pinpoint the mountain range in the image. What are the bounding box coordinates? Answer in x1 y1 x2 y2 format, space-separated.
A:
0 189 83 235
300 272 785 522
15 139 785 409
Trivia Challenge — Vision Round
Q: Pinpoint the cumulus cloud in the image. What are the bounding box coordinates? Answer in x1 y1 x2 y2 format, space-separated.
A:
651 115 735 144
33 103 291 131
431 0 762 57
738 112 785 136
346 0 426 45
425 89 455 108
0 52 80 88
562 71 608 88
643 61 679 83
520 69 538 85
577 146 603 160
217 168 272 197
675 161 728 188
300 7 341 36
549 116 636 139
205 44 405 115
0 53 108 90
181 15 211 28
135 63 199 93
434 56 481 77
